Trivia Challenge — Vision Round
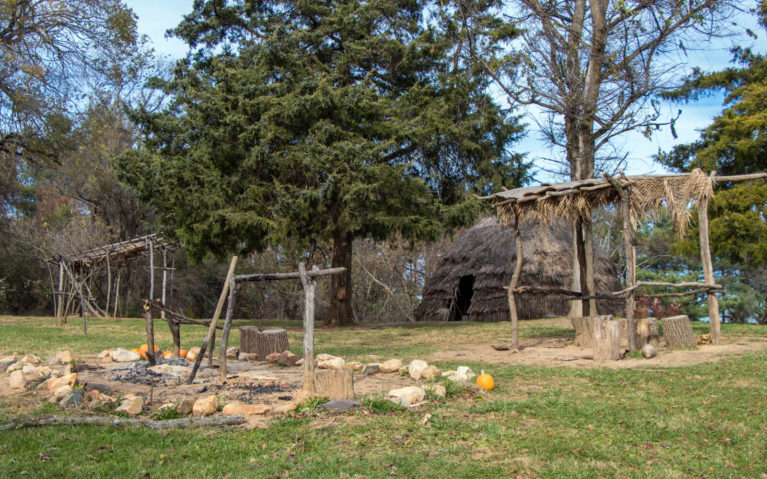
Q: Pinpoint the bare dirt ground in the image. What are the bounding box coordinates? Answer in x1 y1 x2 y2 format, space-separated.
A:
426 317 767 369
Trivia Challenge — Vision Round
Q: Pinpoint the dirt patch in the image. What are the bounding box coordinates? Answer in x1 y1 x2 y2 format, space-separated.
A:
426 318 767 369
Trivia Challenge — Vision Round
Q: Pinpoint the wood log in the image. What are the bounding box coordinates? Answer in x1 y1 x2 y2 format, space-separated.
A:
299 263 316 394
220 279 237 382
0 415 245 431
313 369 354 400
636 317 659 348
239 327 289 358
593 316 622 361
662 315 696 347
234 267 346 283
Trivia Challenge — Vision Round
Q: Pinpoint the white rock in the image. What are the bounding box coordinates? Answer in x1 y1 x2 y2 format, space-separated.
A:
387 386 426 407
408 360 429 380
448 366 476 383
441 370 455 377
428 385 447 398
97 350 112 359
379 359 402 373
116 396 144 415
176 397 196 415
38 373 77 393
186 346 202 362
113 348 141 362
9 370 27 389
315 353 334 361
22 365 51 380
641 343 657 359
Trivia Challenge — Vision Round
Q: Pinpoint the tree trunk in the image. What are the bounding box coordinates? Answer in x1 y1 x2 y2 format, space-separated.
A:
328 226 354 326
636 317 659 348
662 315 695 347
575 218 590 317
593 316 622 361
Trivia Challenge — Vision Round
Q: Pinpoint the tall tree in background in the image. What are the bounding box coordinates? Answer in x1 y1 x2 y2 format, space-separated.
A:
468 0 738 313
119 0 528 326
659 1 767 323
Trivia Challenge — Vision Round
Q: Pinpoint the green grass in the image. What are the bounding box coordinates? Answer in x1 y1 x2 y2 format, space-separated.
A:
1 316 766 477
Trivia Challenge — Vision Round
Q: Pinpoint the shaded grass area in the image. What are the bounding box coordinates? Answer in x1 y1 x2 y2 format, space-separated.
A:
1 316 767 477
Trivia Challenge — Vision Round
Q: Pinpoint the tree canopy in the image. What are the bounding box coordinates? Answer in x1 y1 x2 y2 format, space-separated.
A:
119 0 528 325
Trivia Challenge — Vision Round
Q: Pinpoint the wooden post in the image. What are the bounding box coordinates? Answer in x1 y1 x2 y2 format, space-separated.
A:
622 186 637 352
583 213 598 315
113 272 120 318
148 237 155 301
169 255 175 310
698 195 720 343
105 253 111 318
187 256 238 384
143 301 157 366
299 262 316 393
168 314 181 357
220 279 237 382
208 330 216 367
506 211 523 352
161 249 167 321
575 217 590 317
56 261 64 324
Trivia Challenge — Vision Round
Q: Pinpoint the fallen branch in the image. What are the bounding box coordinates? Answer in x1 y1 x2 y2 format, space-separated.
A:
0 414 245 431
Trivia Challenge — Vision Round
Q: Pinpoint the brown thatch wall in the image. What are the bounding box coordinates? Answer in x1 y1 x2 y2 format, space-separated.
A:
415 217 621 321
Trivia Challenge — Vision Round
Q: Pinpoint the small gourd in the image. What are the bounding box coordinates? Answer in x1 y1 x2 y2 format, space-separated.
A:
476 370 495 391
179 348 188 359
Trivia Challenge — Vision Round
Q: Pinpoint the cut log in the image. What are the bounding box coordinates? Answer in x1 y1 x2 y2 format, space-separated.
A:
636 317 660 349
239 327 289 358
313 369 354 400
662 315 695 347
593 316 622 361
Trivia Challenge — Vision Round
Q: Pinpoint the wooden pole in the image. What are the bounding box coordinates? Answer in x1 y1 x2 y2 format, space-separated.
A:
56 261 64 324
507 211 523 352
219 279 237 382
575 217 590 317
583 212 598 315
299 262 316 393
113 272 120 318
148 238 155 301
161 249 167 321
143 301 157 366
698 195 721 343
168 255 175 310
105 253 111 318
187 256 238 384
622 186 637 352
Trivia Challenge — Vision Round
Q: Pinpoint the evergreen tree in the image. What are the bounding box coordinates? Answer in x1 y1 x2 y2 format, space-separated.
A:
658 2 767 322
118 0 528 325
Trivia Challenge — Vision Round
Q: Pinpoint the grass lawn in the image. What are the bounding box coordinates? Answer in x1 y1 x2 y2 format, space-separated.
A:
1 316 766 478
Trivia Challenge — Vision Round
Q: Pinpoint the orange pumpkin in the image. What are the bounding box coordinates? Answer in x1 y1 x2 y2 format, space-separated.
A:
131 348 141 354
179 349 187 359
476 370 495 391
163 350 173 359
139 344 148 353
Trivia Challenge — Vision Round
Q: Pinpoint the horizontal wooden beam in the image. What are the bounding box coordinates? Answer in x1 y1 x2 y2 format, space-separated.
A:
234 267 346 283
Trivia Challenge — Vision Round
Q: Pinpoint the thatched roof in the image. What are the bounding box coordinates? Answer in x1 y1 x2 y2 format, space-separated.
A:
415 217 621 322
482 168 715 236
47 234 174 270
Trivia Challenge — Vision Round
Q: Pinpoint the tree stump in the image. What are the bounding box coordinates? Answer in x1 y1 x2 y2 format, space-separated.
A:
593 316 622 361
239 327 289 358
662 315 695 347
636 317 660 349
313 369 354 400
571 316 595 348
572 315 614 348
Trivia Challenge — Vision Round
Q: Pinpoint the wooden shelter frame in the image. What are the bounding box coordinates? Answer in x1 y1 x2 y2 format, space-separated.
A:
482 169 767 352
46 234 175 329
141 257 345 394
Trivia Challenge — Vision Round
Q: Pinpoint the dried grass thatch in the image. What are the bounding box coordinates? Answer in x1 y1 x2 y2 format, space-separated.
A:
485 168 715 237
415 217 621 322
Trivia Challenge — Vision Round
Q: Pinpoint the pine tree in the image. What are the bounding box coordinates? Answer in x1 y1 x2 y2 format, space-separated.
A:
118 0 528 325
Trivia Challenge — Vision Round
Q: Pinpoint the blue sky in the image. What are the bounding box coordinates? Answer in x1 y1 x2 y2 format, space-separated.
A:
125 1 761 181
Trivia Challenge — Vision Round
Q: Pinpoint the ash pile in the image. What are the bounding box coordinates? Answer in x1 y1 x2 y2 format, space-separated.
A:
109 359 211 386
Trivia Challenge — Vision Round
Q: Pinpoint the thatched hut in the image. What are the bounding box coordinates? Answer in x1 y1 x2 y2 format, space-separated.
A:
415 217 621 322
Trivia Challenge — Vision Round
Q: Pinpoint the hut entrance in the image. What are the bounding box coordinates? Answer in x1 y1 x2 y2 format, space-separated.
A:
449 275 475 321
